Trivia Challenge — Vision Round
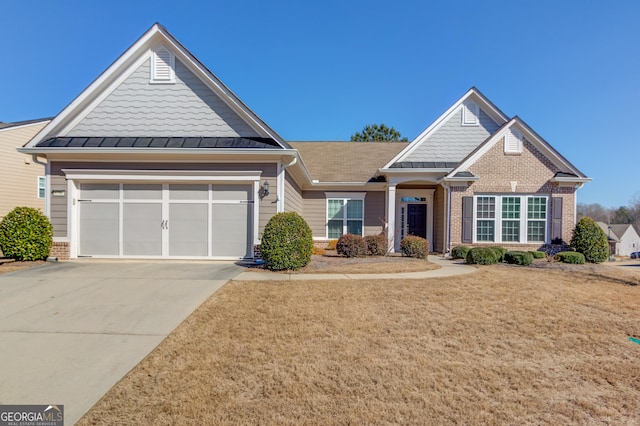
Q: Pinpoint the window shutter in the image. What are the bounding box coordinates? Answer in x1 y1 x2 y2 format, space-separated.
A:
462 196 473 243
153 46 174 81
551 197 563 242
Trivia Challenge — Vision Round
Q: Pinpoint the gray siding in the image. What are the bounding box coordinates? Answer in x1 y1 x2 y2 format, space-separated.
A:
403 107 500 163
68 59 259 137
49 161 277 238
284 172 303 214
301 190 386 239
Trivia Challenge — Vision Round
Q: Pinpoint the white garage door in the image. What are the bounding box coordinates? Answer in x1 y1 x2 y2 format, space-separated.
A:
78 183 253 258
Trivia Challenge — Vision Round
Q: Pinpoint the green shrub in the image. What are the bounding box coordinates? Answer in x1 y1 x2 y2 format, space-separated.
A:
466 247 499 265
0 207 53 261
260 212 313 271
504 251 534 266
570 217 609 263
488 246 507 262
364 234 387 256
337 234 367 258
400 235 429 259
554 251 586 264
451 245 470 260
528 250 546 259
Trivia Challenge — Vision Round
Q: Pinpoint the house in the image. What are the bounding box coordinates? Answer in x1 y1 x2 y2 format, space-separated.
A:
596 222 640 257
19 24 590 260
0 118 51 219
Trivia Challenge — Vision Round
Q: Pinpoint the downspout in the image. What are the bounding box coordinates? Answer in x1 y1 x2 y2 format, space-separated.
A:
31 155 49 217
278 156 298 212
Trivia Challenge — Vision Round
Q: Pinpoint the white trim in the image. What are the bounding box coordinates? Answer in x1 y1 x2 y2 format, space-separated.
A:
394 188 435 252
276 160 284 213
0 119 51 133
324 192 366 199
37 176 46 199
325 193 366 239
62 169 262 182
253 180 260 245
462 100 479 126
150 45 175 83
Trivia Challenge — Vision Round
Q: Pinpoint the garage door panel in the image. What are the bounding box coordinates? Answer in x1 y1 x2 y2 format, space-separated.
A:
79 202 119 256
123 184 162 200
123 203 162 256
211 203 251 257
211 184 251 201
169 184 208 200
169 203 208 257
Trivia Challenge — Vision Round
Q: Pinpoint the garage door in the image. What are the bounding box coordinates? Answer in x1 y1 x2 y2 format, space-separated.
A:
78 183 253 258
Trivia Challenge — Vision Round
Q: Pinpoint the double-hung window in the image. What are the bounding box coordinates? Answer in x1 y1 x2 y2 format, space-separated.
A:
326 194 365 238
474 195 547 243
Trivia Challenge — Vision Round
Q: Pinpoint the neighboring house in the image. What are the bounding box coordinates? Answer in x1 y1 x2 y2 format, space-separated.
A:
0 118 51 219
19 24 590 260
596 222 640 257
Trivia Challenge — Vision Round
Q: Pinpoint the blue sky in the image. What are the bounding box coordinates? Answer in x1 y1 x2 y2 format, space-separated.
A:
1 1 638 208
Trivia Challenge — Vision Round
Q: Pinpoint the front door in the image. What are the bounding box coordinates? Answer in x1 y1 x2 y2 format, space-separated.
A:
407 204 427 239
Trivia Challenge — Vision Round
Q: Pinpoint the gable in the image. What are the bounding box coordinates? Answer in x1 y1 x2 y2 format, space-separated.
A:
67 57 259 138
401 106 500 163
25 24 289 150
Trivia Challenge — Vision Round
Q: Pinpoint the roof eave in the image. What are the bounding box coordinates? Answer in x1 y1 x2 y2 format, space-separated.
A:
18 147 298 156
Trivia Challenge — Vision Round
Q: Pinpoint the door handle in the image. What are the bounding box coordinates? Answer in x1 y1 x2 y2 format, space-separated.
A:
160 220 169 230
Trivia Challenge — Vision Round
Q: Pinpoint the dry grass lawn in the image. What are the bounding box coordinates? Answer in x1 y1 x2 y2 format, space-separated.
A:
79 264 640 425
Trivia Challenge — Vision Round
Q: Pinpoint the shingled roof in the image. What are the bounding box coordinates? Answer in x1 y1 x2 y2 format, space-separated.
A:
290 142 408 183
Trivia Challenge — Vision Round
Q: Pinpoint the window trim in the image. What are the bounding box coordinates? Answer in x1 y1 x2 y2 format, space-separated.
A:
37 176 46 199
472 195 548 244
325 192 366 239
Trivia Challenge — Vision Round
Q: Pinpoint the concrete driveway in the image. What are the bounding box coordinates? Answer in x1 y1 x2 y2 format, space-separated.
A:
0 260 243 424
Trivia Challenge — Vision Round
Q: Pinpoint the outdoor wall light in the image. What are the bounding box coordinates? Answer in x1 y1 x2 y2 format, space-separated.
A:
259 180 270 200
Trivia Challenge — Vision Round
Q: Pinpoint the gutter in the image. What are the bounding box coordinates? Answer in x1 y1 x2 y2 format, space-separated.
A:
17 147 299 156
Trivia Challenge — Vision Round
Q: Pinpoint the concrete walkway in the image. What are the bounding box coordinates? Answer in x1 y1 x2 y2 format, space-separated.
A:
233 255 476 281
0 260 243 425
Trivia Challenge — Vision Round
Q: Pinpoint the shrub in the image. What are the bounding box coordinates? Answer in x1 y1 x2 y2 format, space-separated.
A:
488 246 507 262
504 251 534 266
337 234 367 258
312 246 326 255
466 247 499 265
554 251 586 264
529 250 546 259
260 212 313 271
365 234 388 256
327 239 338 251
451 245 470 260
570 217 609 263
0 207 53 261
400 235 429 259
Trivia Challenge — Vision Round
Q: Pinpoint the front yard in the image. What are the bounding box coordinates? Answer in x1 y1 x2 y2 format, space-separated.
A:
79 264 640 425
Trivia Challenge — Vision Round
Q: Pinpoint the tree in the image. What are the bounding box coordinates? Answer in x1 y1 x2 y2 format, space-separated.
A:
577 203 611 224
350 123 408 142
611 206 636 224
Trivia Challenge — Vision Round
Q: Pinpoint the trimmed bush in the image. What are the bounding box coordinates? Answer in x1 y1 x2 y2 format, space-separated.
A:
260 212 313 271
0 207 53 261
504 251 534 266
555 251 586 264
451 245 470 260
488 246 507 262
337 234 367 258
570 217 609 263
400 235 429 259
327 239 338 251
365 234 388 256
466 247 499 265
529 250 546 259
312 246 326 255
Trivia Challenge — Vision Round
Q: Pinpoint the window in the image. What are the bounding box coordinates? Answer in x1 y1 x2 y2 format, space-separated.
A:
38 176 46 199
462 101 479 126
327 197 364 238
474 195 547 243
151 45 175 83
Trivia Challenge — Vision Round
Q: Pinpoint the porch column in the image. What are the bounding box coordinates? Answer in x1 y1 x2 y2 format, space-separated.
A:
387 184 396 253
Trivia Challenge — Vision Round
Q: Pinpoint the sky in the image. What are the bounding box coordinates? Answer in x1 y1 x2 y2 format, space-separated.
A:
1 0 638 208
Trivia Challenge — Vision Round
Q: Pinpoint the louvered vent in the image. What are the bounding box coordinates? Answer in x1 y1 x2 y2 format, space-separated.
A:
152 46 175 82
462 101 479 125
505 129 522 153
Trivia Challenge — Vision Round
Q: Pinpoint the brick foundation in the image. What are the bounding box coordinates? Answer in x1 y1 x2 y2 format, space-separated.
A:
50 241 70 260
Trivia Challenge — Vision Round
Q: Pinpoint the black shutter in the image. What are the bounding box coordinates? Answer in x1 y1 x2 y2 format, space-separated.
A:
462 196 473 243
551 197 563 242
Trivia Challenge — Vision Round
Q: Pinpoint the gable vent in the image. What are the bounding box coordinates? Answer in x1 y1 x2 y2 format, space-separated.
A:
462 101 479 126
151 46 175 83
505 129 523 153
